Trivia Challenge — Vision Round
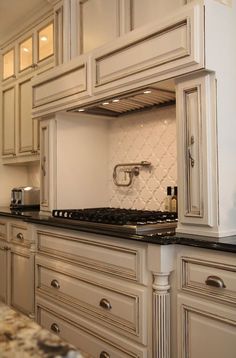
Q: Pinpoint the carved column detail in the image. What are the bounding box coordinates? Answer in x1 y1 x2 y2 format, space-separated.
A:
152 272 171 358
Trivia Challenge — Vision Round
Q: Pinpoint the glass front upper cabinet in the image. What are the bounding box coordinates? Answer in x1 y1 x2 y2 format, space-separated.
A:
38 23 54 62
3 49 15 80
19 37 33 71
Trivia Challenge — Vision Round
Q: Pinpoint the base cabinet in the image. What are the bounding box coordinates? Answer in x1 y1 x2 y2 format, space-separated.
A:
177 247 236 358
0 218 35 317
35 227 152 357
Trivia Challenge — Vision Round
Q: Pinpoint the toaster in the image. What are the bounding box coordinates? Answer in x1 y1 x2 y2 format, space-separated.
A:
10 186 40 210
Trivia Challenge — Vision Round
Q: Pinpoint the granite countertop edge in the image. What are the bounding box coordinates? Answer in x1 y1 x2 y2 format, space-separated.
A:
0 208 236 253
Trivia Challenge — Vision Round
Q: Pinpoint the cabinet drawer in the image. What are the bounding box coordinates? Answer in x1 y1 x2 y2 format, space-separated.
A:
37 229 147 283
36 261 147 343
0 221 7 240
37 301 148 358
9 224 29 247
180 256 236 304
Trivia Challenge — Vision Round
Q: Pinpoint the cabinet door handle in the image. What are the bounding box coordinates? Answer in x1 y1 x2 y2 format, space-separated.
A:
16 232 24 240
100 351 110 358
50 323 60 334
99 298 112 310
51 279 60 289
205 275 226 289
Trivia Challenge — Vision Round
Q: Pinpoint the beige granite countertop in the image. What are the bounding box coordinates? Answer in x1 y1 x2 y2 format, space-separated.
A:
0 302 91 358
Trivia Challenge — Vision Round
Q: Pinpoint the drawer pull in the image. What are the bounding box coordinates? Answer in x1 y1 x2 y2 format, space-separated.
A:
205 275 226 289
100 351 110 358
99 298 112 310
51 279 60 289
50 323 60 334
16 233 24 240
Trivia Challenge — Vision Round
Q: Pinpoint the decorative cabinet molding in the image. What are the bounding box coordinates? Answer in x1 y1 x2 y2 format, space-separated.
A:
176 72 218 234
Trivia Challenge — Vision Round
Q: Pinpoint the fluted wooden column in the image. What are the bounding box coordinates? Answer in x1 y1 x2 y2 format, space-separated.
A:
152 272 171 358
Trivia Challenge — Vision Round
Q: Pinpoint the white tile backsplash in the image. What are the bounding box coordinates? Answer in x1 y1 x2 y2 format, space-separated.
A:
108 105 177 210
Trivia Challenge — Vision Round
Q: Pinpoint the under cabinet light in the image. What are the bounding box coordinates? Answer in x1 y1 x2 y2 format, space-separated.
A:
77 108 85 112
143 90 152 94
112 99 120 103
102 102 109 105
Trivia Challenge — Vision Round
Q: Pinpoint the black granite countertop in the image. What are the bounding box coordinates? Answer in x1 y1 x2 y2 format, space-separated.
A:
0 302 91 358
0 207 236 253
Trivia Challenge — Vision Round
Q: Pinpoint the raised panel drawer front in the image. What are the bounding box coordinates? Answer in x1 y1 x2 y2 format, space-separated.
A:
0 222 7 240
179 253 236 305
9 224 29 247
177 294 236 358
92 3 204 93
32 57 89 117
37 300 148 358
36 229 147 284
36 258 148 344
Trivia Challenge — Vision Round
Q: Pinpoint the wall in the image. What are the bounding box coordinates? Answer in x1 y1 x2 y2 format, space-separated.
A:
108 105 177 210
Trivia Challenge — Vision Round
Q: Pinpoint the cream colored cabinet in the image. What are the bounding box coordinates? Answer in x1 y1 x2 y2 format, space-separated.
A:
2 48 15 81
177 246 236 358
1 74 39 163
176 72 218 236
35 227 152 357
0 218 35 317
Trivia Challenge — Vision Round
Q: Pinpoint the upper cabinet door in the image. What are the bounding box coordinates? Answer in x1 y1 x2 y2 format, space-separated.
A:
2 49 15 80
79 0 120 53
19 37 33 72
38 22 54 62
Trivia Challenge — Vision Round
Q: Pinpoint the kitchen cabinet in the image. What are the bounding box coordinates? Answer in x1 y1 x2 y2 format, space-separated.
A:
0 14 56 164
1 74 39 164
176 246 236 358
0 218 35 318
176 72 218 236
35 226 152 357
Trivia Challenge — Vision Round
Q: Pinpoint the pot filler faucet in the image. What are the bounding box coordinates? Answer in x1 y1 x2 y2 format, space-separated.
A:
113 161 152 187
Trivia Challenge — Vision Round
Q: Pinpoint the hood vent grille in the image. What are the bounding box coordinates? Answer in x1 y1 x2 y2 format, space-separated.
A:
70 87 176 117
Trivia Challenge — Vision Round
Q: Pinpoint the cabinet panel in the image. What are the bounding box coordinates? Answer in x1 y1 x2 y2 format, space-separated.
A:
38 23 54 62
176 73 218 229
9 223 29 247
0 244 8 303
36 261 147 342
18 78 34 153
2 86 16 156
80 0 120 53
131 0 187 29
3 49 15 80
10 247 34 316
19 37 33 72
37 230 144 283
37 300 148 358
0 222 7 241
92 3 204 93
178 294 236 358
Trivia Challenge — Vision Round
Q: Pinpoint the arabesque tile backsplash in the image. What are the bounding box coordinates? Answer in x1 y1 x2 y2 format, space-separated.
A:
108 105 177 210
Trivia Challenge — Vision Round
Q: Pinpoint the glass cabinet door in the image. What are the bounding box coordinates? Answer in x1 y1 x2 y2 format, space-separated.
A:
19 37 33 71
3 49 15 80
38 23 54 62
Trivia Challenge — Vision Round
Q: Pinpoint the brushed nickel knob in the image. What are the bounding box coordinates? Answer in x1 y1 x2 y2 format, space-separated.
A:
99 298 112 310
16 233 24 240
51 279 60 289
50 323 60 334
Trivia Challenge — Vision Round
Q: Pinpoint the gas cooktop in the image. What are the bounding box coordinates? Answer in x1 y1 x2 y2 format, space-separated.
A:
51 208 177 236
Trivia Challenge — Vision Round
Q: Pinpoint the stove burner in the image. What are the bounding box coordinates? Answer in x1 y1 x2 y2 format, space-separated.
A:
51 208 177 235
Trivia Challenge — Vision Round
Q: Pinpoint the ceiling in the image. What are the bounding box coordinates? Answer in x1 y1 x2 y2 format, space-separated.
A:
0 0 51 43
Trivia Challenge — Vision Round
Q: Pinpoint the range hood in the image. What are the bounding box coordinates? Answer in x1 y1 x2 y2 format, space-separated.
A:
69 87 176 117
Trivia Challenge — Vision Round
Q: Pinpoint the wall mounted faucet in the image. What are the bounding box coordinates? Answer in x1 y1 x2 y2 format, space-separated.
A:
113 161 152 187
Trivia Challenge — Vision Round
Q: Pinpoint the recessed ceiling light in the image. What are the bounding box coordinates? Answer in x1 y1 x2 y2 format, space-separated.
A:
102 102 109 105
112 99 120 103
40 35 48 42
22 47 29 53
143 90 152 94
